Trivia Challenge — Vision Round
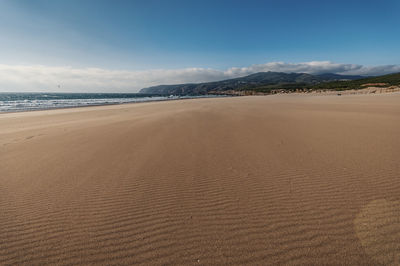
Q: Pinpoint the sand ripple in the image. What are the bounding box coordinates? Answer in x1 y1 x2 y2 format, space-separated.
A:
355 199 400 265
1 94 400 265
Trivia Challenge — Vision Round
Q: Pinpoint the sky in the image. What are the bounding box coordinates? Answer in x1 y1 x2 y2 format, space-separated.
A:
0 0 399 92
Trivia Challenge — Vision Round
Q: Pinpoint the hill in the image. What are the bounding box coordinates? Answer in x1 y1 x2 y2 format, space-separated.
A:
139 72 364 95
307 72 400 91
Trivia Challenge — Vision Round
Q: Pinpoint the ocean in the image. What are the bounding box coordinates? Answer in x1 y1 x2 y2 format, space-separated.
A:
0 93 223 113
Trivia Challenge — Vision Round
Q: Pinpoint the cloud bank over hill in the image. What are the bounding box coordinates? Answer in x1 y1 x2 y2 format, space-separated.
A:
0 61 399 93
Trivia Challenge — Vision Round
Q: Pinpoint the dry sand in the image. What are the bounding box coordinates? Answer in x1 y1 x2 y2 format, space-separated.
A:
1 93 400 265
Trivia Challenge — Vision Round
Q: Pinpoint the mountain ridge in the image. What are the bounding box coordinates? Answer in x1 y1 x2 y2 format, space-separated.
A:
139 72 365 95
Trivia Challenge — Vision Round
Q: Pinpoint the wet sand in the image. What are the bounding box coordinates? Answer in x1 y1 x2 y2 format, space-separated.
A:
1 93 399 265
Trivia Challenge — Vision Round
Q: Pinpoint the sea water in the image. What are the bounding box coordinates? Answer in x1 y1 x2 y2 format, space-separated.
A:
0 93 223 112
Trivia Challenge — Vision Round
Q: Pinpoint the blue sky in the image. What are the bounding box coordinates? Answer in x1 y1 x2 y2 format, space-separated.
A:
0 0 399 92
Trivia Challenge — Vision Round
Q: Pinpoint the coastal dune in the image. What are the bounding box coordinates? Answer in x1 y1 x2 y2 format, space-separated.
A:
1 94 400 265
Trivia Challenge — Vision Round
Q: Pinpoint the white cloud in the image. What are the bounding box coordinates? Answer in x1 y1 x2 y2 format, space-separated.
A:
0 61 399 93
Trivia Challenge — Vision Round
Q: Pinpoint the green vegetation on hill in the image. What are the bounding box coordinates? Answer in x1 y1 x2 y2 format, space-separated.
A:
237 83 309 93
308 72 400 91
247 72 400 93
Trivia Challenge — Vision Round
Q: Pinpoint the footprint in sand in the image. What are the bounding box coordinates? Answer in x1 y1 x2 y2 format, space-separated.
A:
354 199 400 265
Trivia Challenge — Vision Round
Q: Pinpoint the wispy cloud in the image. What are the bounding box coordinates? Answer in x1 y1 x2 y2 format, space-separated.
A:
0 61 399 93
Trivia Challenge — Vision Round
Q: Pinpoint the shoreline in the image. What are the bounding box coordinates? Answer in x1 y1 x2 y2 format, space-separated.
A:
0 94 232 115
2 87 399 115
3 86 399 115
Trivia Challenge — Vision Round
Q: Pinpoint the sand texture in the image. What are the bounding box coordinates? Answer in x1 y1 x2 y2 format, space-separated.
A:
1 93 400 265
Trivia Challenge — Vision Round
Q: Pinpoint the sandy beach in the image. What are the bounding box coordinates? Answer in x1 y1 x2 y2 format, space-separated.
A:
1 93 399 265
